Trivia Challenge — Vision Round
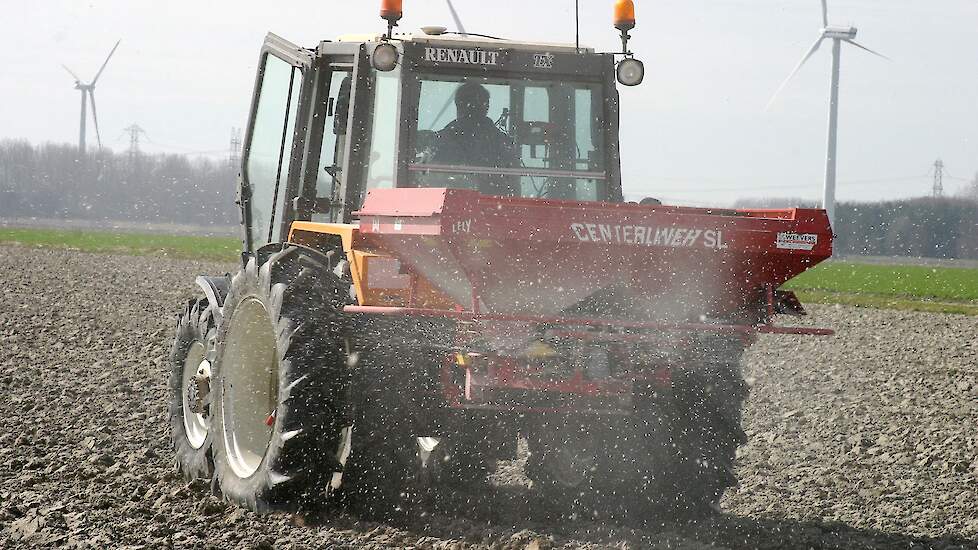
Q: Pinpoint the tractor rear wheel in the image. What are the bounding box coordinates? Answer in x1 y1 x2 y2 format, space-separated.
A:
167 298 217 481
619 340 748 520
525 347 747 522
209 245 353 513
650 358 748 517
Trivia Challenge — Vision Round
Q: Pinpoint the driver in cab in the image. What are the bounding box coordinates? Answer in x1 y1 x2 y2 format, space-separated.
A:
429 81 519 196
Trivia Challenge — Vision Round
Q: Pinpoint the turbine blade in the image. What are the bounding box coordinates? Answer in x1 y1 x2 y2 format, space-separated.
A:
445 0 467 34
765 35 825 111
61 64 81 83
89 90 103 149
845 39 890 60
821 0 829 27
91 39 121 84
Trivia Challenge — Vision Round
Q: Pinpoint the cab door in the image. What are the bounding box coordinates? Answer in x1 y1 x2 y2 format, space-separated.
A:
239 33 313 252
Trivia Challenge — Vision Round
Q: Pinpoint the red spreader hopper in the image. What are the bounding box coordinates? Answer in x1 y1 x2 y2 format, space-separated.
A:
347 188 833 337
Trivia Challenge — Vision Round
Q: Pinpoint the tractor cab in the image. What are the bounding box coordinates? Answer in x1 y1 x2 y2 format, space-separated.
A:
238 30 631 252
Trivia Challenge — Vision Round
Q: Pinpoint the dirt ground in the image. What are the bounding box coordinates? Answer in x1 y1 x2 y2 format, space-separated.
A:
1 245 976 549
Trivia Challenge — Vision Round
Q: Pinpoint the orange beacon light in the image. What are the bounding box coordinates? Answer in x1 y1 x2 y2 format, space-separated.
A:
614 0 636 32
380 0 403 22
380 0 403 40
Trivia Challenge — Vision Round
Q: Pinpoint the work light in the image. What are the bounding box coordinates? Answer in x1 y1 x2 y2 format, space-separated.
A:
616 57 644 86
372 43 399 72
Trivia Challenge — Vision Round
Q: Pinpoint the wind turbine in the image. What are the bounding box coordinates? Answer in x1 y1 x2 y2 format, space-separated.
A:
767 1 886 227
446 0 467 35
61 40 121 154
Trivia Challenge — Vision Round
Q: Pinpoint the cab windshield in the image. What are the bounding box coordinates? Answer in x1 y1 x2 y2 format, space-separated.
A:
409 74 606 201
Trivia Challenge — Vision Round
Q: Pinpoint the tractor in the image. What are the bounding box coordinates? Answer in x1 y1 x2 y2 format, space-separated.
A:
167 0 833 520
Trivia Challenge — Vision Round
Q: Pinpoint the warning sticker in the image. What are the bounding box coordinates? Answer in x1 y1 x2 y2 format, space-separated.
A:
776 232 818 251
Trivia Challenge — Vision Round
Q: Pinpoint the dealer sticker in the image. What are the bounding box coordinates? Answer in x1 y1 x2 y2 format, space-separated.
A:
776 232 818 251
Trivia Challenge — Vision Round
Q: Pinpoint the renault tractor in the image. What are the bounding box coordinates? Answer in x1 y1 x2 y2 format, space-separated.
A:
167 0 833 520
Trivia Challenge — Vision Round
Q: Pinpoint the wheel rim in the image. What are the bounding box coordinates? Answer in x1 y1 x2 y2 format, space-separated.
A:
181 342 210 449
221 297 279 479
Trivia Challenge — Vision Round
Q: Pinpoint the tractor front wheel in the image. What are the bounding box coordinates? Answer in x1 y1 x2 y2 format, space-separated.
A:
167 298 217 481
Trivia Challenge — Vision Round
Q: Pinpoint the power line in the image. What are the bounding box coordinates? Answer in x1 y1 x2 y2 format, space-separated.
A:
939 165 970 181
647 174 930 194
139 133 224 156
185 151 227 155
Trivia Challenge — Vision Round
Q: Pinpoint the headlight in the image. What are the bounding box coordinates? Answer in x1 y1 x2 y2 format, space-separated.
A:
616 57 644 86
372 43 399 72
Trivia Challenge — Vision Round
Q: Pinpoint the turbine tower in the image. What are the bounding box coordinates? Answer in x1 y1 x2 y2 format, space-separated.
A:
61 40 121 154
767 1 886 227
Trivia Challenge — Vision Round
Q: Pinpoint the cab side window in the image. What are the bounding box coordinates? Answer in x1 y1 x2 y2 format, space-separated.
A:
312 71 352 222
364 70 400 193
244 54 301 248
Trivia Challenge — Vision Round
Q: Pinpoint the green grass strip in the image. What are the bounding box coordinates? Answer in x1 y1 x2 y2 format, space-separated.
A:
0 227 239 262
785 261 978 301
786 261 978 315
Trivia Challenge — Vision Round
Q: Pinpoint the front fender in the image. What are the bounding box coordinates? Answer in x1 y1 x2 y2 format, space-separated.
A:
195 275 231 323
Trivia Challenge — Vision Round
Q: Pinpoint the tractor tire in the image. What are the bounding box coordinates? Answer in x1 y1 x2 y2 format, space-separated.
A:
167 298 217 481
419 436 491 491
526 345 747 522
342 340 494 519
417 431 494 516
341 346 429 520
209 245 354 513
647 351 748 518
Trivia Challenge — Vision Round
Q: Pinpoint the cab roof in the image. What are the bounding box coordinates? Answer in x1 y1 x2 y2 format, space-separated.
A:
335 30 594 54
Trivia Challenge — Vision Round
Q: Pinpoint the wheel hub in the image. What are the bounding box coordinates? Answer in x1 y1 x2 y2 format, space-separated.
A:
187 362 211 416
181 343 211 450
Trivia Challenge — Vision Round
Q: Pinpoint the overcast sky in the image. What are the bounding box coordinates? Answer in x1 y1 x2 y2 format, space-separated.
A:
2 0 976 206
